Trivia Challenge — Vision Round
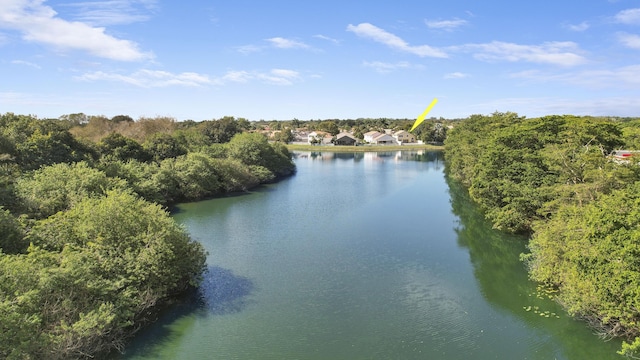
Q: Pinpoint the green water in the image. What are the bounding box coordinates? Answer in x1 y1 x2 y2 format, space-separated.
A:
117 150 622 359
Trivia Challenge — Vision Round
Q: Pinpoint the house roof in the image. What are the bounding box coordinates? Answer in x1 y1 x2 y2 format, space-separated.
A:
393 130 412 136
308 131 330 137
373 133 395 141
364 131 381 137
336 132 356 140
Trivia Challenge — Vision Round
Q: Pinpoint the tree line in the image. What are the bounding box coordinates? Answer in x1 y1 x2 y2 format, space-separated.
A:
53 112 455 145
444 112 640 357
0 112 295 359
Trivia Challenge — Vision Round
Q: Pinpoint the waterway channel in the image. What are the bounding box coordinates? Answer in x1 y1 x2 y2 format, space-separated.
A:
117 150 622 359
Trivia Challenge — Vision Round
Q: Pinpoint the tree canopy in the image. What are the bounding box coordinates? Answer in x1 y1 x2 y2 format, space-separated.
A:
445 113 640 356
0 112 296 359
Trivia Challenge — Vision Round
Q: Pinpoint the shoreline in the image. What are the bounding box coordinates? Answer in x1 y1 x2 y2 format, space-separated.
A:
285 143 444 152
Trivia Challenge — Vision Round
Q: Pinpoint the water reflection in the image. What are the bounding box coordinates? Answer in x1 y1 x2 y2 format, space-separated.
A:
117 150 622 360
293 150 443 169
446 175 622 359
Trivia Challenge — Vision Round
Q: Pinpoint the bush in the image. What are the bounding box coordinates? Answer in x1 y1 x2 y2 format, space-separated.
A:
0 207 24 254
14 162 128 218
2 190 206 359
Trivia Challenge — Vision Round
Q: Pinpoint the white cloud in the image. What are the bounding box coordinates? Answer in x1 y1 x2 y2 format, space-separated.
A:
266 37 309 49
222 70 252 83
270 69 299 78
0 0 152 61
614 8 640 25
444 72 469 79
474 96 640 117
510 64 640 88
77 69 214 87
221 69 301 85
60 0 157 26
618 32 640 49
425 18 467 31
78 67 304 87
238 37 317 54
363 61 413 73
11 59 41 69
0 91 35 105
565 21 590 32
236 44 262 54
346 23 448 58
256 69 301 85
460 41 586 66
224 69 301 85
314 34 340 44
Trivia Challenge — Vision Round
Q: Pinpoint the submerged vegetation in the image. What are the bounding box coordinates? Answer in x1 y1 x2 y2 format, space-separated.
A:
444 112 640 356
0 112 295 359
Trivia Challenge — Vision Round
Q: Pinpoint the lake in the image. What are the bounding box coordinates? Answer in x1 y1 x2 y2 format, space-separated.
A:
116 150 622 359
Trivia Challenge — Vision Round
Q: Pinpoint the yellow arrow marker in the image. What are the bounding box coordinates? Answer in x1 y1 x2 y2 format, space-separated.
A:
410 98 438 132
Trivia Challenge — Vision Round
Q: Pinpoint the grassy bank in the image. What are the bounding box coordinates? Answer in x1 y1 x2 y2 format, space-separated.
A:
286 143 443 152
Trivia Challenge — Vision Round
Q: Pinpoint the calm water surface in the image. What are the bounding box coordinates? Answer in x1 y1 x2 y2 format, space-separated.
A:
118 150 622 359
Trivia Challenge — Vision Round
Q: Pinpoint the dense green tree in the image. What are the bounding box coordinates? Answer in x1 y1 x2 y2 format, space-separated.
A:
269 121 282 131
14 162 127 218
620 119 640 150
199 116 241 144
161 153 222 200
290 118 301 128
0 207 24 254
526 182 640 357
227 132 272 166
98 133 151 162
446 114 627 233
202 143 228 159
172 128 210 152
0 189 207 359
0 133 16 162
0 164 19 211
319 120 340 135
97 159 177 205
16 128 91 170
0 114 92 170
209 158 259 192
110 115 134 123
273 129 294 144
0 112 297 360
446 113 640 356
236 117 252 131
227 132 294 180
353 128 364 140
143 133 188 161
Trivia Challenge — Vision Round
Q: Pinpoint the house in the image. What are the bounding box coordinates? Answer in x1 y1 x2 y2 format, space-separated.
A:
371 133 397 145
363 131 382 143
308 131 321 144
611 150 640 164
611 150 638 159
334 132 357 146
393 130 416 144
308 131 333 145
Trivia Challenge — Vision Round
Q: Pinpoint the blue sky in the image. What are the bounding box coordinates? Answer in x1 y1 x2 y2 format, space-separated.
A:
1 0 640 121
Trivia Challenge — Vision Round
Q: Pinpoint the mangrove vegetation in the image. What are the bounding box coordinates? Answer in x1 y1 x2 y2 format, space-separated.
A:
0 113 295 359
444 112 640 357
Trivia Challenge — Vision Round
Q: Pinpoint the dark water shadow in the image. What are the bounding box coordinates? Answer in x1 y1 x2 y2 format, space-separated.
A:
111 265 254 359
196 265 255 315
170 181 294 215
